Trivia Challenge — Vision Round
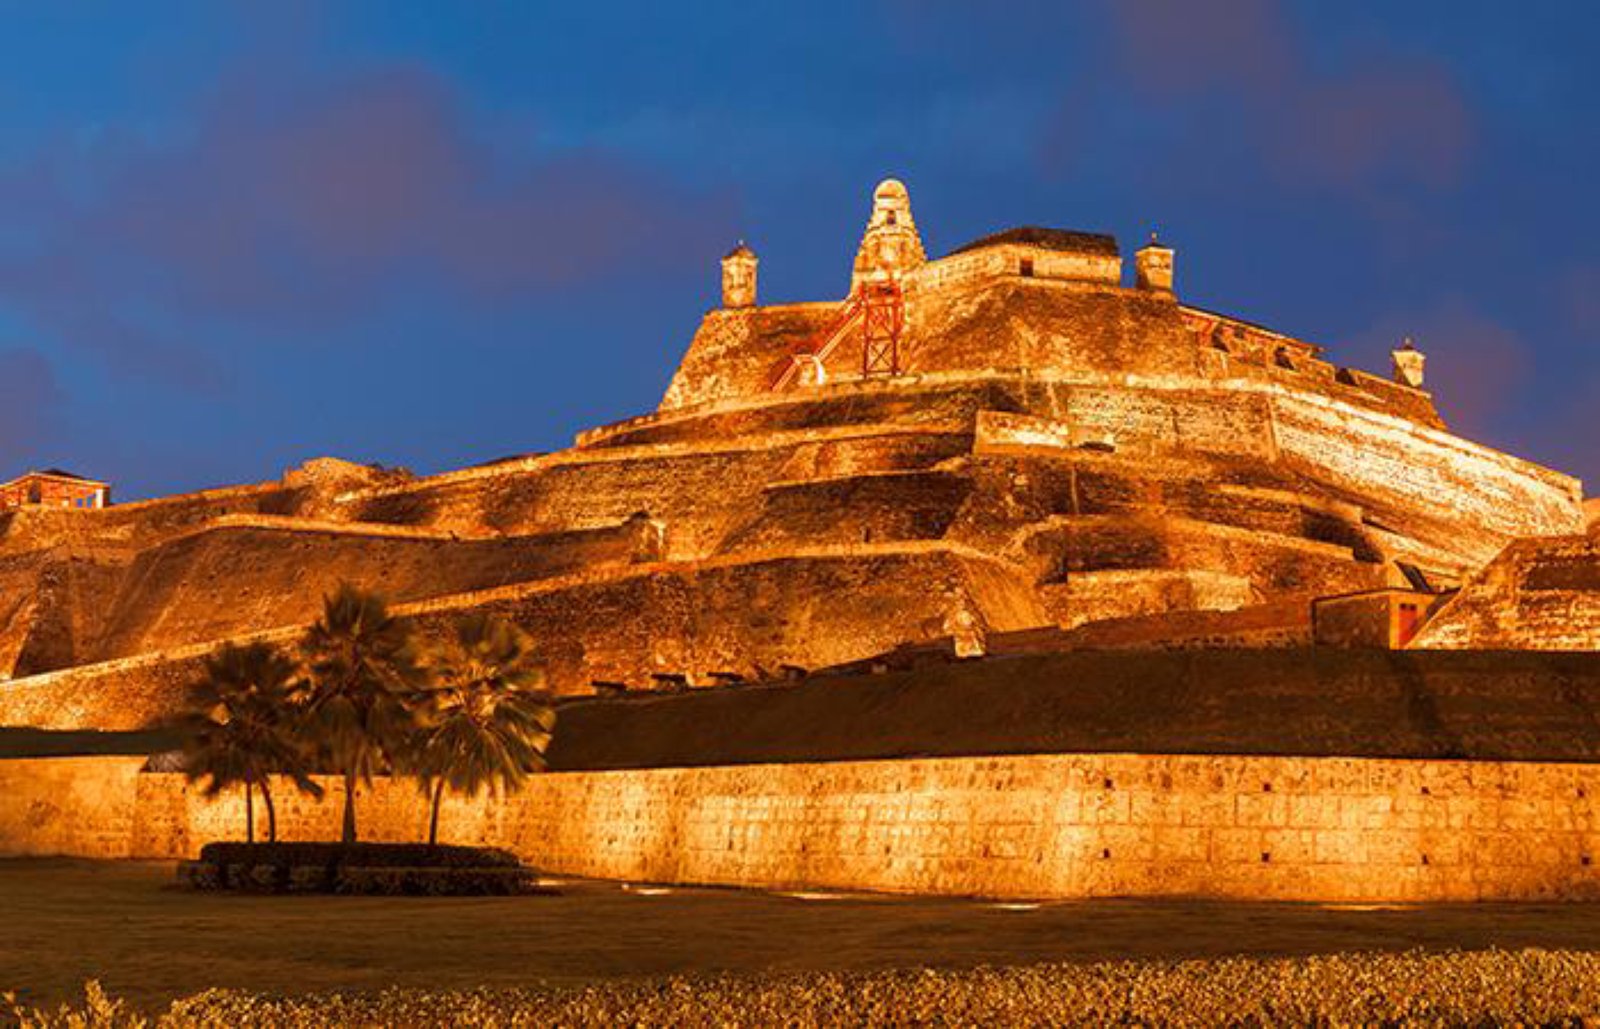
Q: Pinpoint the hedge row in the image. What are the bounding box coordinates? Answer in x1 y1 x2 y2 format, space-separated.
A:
196 841 521 869
181 842 532 895
177 860 532 896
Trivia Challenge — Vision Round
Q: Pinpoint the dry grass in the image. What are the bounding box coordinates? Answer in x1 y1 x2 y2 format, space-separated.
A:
12 949 1600 1027
11 860 1600 1020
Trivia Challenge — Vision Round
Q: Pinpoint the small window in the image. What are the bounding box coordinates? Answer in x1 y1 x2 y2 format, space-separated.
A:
885 211 897 225
1019 258 1035 277
1274 348 1295 370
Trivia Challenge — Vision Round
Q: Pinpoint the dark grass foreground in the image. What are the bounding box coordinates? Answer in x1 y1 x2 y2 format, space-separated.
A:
12 949 1600 1027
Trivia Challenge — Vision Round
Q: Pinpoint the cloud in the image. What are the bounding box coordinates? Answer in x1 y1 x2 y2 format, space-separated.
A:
0 348 64 469
0 66 736 385
1108 0 1294 95
1343 298 1530 435
1279 62 1472 191
1081 0 1474 194
1561 265 1600 337
1539 374 1600 491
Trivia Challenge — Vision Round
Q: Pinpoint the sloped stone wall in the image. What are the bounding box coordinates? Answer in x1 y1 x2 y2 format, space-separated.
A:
0 545 1048 729
1414 533 1600 650
1271 394 1581 560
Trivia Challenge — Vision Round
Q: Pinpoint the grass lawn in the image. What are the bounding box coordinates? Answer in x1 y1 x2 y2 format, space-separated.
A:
6 858 1600 1013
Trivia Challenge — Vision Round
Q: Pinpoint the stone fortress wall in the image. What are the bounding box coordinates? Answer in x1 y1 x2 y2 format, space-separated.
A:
0 543 1046 730
4 750 1599 903
0 178 1585 717
1416 523 1600 650
0 177 1597 903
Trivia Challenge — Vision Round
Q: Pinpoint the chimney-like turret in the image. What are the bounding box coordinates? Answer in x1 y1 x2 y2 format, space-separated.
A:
1392 337 1426 389
721 242 758 309
1136 233 1175 294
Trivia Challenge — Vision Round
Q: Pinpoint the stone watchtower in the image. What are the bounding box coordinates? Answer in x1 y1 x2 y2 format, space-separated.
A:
1392 337 1426 389
721 242 758 309
851 179 926 291
1136 233 1176 294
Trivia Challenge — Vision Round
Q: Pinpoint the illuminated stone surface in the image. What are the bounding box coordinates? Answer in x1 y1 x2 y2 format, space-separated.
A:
0 179 1586 712
5 752 1600 902
0 179 1596 900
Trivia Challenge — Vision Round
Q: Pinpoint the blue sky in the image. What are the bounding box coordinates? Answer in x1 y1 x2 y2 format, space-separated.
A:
0 1 1596 498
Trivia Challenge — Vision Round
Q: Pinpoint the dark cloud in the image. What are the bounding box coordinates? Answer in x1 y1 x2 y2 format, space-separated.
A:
0 348 64 469
0 66 736 385
1343 298 1530 436
1110 0 1294 95
1539 375 1600 492
1561 265 1600 337
1081 0 1475 194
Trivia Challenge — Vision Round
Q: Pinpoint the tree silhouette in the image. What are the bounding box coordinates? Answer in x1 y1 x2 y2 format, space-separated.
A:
297 584 425 844
176 641 322 842
412 613 554 845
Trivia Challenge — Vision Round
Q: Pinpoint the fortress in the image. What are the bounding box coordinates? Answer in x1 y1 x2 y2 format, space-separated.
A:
3 179 1600 902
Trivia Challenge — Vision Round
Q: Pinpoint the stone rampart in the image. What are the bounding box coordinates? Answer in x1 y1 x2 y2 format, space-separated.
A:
1270 392 1581 557
81 520 645 666
4 752 1599 902
0 544 1047 729
1413 533 1600 650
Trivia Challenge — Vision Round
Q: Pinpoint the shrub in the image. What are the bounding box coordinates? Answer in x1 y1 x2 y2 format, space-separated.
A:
15 949 1600 1027
287 865 332 893
333 866 529 896
175 861 219 890
196 841 520 869
180 843 530 895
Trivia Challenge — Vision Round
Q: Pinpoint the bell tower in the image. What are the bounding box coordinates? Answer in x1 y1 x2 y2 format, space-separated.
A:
851 178 926 292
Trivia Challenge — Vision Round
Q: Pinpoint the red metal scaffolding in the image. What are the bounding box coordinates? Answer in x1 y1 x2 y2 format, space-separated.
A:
768 279 905 391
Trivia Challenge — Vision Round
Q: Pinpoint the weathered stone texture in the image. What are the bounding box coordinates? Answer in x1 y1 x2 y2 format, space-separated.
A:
1415 533 1600 650
537 649 1600 770
0 756 143 858
0 546 1045 727
0 179 1589 736
6 753 1600 902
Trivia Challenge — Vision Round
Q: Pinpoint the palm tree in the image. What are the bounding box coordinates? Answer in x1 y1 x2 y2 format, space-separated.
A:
176 641 322 843
297 584 426 844
412 613 555 846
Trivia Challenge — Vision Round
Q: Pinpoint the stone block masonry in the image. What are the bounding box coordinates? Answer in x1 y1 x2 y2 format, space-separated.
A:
5 751 1599 902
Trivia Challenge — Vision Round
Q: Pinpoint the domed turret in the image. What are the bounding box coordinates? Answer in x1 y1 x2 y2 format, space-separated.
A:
721 241 758 309
851 178 926 291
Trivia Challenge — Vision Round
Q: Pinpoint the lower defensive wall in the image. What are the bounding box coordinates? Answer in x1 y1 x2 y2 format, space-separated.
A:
5 649 1600 902
2 751 1598 902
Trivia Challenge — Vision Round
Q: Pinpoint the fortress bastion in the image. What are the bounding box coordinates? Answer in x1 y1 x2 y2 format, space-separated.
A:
3 179 1600 903
0 178 1584 720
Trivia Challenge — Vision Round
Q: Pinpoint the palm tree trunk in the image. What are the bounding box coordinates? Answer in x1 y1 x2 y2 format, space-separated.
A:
261 778 278 843
429 780 445 846
341 771 358 844
245 781 255 844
